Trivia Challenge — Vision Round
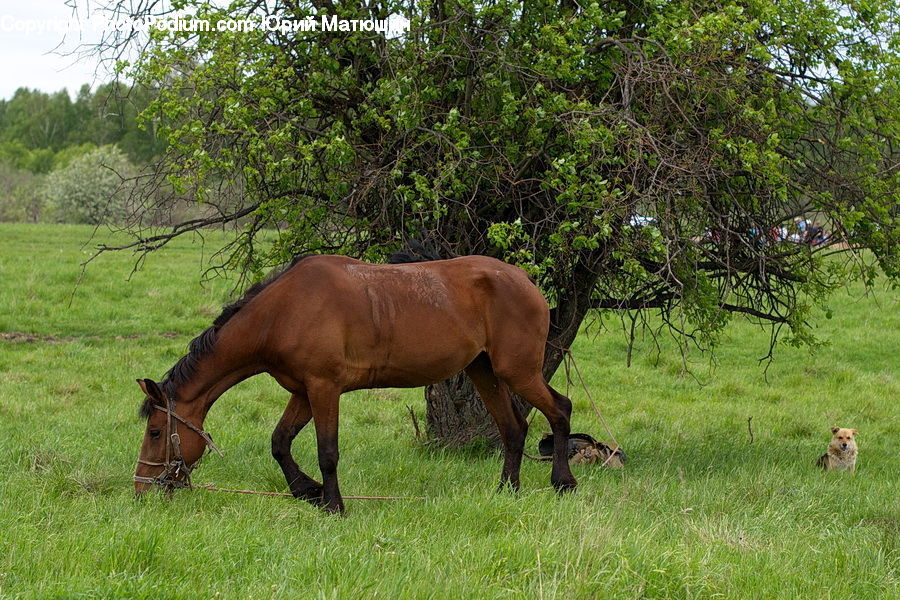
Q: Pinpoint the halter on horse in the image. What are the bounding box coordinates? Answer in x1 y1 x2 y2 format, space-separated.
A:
133 392 222 490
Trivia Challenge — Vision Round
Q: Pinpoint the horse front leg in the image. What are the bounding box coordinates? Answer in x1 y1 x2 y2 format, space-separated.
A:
307 381 344 514
271 392 324 503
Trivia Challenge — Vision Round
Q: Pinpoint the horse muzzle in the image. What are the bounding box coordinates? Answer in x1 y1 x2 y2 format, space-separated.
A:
134 458 194 495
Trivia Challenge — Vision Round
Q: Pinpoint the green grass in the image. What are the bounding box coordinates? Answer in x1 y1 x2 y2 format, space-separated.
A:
0 222 897 599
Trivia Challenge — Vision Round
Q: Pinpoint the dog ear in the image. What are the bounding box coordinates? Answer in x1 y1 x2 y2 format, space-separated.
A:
831 427 839 434
851 429 858 435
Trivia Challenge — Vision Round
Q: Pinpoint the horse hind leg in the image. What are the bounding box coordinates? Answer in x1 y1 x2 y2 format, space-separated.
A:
465 353 527 491
504 376 577 493
271 392 324 503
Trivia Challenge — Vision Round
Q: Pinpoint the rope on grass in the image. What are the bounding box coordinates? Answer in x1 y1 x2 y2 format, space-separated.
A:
189 484 425 501
559 347 623 469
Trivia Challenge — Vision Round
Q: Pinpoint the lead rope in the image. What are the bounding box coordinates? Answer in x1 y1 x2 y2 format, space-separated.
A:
188 484 423 501
137 401 421 501
560 347 623 468
140 350 621 499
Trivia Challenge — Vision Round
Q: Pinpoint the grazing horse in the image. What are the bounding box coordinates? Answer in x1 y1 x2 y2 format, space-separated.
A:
134 254 576 513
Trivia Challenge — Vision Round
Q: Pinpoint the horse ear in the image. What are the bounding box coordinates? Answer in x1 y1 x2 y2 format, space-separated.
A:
137 378 164 401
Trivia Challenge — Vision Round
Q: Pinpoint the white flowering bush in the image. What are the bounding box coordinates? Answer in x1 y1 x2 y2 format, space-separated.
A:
42 145 134 224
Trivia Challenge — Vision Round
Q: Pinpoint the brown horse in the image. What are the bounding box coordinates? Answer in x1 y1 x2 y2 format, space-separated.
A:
134 254 576 513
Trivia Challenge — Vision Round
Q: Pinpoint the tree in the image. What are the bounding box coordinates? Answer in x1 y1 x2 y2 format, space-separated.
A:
93 0 897 445
0 88 77 152
0 83 165 172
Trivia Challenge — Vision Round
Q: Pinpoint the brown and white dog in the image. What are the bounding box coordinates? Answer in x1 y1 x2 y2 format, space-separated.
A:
816 427 858 472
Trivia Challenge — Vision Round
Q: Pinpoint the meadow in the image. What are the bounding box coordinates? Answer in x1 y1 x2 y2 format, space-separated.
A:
0 222 896 599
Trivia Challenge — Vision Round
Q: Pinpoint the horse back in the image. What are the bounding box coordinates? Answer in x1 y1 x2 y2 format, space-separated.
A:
236 255 549 389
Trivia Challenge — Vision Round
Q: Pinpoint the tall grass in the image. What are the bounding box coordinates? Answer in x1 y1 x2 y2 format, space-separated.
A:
0 223 896 599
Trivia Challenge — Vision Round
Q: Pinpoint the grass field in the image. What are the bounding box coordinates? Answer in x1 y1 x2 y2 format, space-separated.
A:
0 222 897 599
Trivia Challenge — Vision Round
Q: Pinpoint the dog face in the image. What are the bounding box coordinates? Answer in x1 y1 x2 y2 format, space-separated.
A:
830 427 858 453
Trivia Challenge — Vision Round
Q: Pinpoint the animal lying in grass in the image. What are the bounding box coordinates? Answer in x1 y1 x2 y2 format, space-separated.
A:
537 433 626 467
816 427 858 472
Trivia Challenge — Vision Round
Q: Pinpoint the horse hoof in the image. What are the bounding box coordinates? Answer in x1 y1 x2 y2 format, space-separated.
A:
293 483 324 502
496 480 521 494
552 478 577 494
323 501 345 515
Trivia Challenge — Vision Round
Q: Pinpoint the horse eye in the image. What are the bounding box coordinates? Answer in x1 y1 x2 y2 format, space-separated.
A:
149 429 161 439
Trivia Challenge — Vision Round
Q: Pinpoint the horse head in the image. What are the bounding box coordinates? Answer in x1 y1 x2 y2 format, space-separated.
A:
133 378 219 495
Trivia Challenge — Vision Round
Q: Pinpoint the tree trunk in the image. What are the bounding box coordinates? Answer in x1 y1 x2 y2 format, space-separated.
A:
425 372 512 447
424 347 570 447
424 254 602 447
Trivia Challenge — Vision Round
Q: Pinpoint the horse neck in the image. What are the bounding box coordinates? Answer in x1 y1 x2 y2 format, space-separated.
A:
166 325 261 422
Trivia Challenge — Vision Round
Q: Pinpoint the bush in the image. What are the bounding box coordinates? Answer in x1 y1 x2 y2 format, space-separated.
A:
0 141 99 175
41 145 134 224
51 143 98 170
0 161 44 222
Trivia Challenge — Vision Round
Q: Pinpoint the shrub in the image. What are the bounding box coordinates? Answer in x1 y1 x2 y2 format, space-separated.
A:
41 145 134 224
52 143 98 170
0 161 44 222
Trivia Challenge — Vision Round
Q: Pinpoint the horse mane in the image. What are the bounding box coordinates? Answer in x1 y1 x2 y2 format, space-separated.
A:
140 255 309 418
387 240 446 264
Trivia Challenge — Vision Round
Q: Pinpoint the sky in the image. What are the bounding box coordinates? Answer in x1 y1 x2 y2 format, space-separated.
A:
0 2 114 100
0 1 412 101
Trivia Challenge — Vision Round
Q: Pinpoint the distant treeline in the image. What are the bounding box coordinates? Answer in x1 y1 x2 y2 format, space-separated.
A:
0 83 170 223
0 82 163 173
